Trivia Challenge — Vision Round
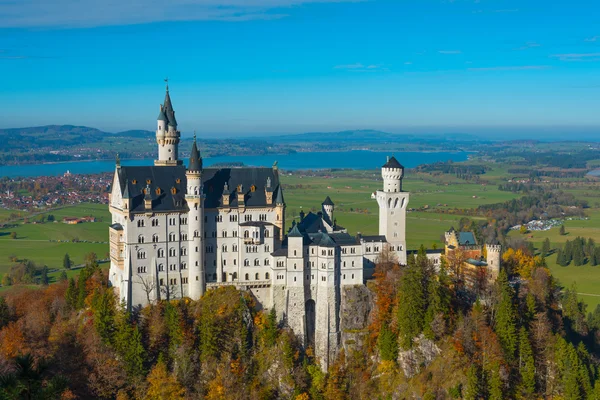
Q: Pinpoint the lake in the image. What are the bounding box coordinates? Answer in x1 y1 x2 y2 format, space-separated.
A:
0 150 470 178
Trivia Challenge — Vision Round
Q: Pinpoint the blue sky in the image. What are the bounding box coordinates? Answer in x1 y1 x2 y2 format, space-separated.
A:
1 0 599 138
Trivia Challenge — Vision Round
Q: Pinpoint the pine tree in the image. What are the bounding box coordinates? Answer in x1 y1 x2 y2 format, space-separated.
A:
125 325 146 377
556 249 567 267
378 322 398 361
464 365 481 400
397 251 427 349
559 224 566 236
494 270 518 361
487 362 503 400
0 296 9 330
63 253 72 270
91 289 116 344
263 308 279 347
518 327 535 398
572 244 584 266
423 267 451 339
65 278 77 310
542 238 551 256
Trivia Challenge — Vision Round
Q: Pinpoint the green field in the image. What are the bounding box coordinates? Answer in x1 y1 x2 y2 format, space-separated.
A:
0 203 110 273
1 164 599 310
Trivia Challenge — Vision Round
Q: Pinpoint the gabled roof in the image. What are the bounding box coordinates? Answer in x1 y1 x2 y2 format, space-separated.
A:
458 232 477 246
202 167 282 208
288 224 303 238
382 156 403 169
116 165 188 213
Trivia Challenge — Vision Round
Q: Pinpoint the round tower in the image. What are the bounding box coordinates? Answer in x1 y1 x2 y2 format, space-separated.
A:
381 156 404 193
155 81 182 166
186 134 205 299
485 243 502 279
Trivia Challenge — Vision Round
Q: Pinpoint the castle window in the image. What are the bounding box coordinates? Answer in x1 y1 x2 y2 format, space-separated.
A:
343 274 346 280
146 179 151 185
222 245 227 252
352 261 355 267
158 264 164 272
266 272 270 279
265 259 270 266
169 232 176 241
138 235 145 244
159 278 164 286
244 259 250 266
233 259 237 265
176 178 181 184
254 259 260 266
233 245 238 252
137 250 146 260
182 277 188 284
245 273 249 280
181 247 187 256
180 233 188 241
250 185 256 192
244 230 249 238
181 262 187 270
264 229 269 238
171 187 177 195
137 219 145 228
343 261 346 267
152 234 159 243
169 248 176 257
232 272 237 281
158 249 164 258
293 277 296 282
132 179 137 184
194 230 199 238
352 273 355 279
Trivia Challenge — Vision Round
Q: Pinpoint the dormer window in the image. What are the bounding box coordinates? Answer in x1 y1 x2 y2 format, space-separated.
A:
171 187 177 195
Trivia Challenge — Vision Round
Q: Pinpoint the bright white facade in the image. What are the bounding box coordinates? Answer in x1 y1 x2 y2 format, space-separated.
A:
108 86 409 370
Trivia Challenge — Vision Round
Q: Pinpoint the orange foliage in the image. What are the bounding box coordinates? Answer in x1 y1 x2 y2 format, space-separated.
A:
0 321 27 358
368 260 402 348
502 248 544 279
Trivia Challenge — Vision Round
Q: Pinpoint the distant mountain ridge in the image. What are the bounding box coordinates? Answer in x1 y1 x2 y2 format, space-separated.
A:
0 125 154 151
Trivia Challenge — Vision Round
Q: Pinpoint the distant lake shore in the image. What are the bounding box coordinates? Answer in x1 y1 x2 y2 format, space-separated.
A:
0 150 471 178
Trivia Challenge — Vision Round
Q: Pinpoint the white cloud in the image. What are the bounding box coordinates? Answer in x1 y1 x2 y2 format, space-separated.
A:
468 65 550 71
0 0 363 28
551 53 600 61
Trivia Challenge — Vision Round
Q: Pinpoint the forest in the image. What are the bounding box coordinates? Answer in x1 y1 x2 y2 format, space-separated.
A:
1 245 600 399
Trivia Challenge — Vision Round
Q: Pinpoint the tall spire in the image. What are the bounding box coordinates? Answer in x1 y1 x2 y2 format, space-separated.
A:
188 131 202 172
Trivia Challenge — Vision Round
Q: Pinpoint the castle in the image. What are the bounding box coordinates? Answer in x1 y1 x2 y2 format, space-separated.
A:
108 85 498 369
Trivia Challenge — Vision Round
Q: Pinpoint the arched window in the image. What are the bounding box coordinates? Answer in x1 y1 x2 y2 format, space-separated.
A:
222 245 227 252
244 230 249 238
138 235 145 244
158 264 164 271
169 232 176 241
264 229 269 238
169 248 176 257
137 250 146 259
254 259 260 266
255 273 259 280
388 198 392 208
244 259 250 266
265 272 270 279
157 248 164 258
265 258 270 266
181 247 187 256
245 273 249 280
152 234 159 243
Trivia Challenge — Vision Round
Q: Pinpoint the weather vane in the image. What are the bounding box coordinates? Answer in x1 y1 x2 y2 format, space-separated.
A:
193 130 196 142
164 77 169 90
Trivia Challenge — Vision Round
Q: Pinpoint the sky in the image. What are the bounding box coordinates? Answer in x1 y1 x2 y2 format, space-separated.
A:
0 0 599 138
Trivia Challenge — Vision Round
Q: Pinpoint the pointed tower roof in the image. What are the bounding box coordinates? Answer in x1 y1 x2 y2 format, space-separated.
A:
188 132 202 171
382 156 403 169
288 223 303 238
322 196 334 206
157 106 167 121
162 82 177 127
275 185 285 204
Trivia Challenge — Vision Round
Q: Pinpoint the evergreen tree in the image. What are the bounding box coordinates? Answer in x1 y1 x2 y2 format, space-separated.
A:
63 253 72 270
40 266 49 285
263 308 279 347
423 266 451 339
559 224 566 236
125 326 146 377
76 269 90 309
0 296 10 329
594 247 600 267
378 322 398 362
556 249 568 267
397 249 427 349
494 270 518 361
91 289 116 344
487 363 503 400
518 327 535 398
572 244 584 266
464 365 481 400
58 270 68 282
542 238 551 256
65 278 77 310
165 302 183 356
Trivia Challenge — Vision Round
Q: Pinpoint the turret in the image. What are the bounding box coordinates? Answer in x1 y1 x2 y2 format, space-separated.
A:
381 156 404 193
322 196 334 224
155 80 182 166
186 135 205 299
485 243 502 279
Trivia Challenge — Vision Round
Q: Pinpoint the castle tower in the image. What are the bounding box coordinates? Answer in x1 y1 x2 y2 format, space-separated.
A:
186 135 205 299
322 196 334 224
376 156 409 264
286 224 306 345
155 81 182 166
485 243 502 280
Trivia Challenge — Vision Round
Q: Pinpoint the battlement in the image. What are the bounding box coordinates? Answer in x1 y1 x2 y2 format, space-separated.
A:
486 244 502 253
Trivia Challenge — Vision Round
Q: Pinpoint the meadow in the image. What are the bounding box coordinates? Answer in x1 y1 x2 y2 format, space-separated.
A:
1 162 599 310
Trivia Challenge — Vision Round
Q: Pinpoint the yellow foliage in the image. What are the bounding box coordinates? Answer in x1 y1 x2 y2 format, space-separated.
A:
295 394 310 400
503 248 539 279
145 359 185 400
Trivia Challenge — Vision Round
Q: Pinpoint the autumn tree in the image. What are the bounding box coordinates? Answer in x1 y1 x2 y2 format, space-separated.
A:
145 356 185 400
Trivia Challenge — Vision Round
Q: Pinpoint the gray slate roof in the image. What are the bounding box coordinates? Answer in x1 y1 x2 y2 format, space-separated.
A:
382 156 403 169
115 164 283 213
458 232 477 246
188 139 202 171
